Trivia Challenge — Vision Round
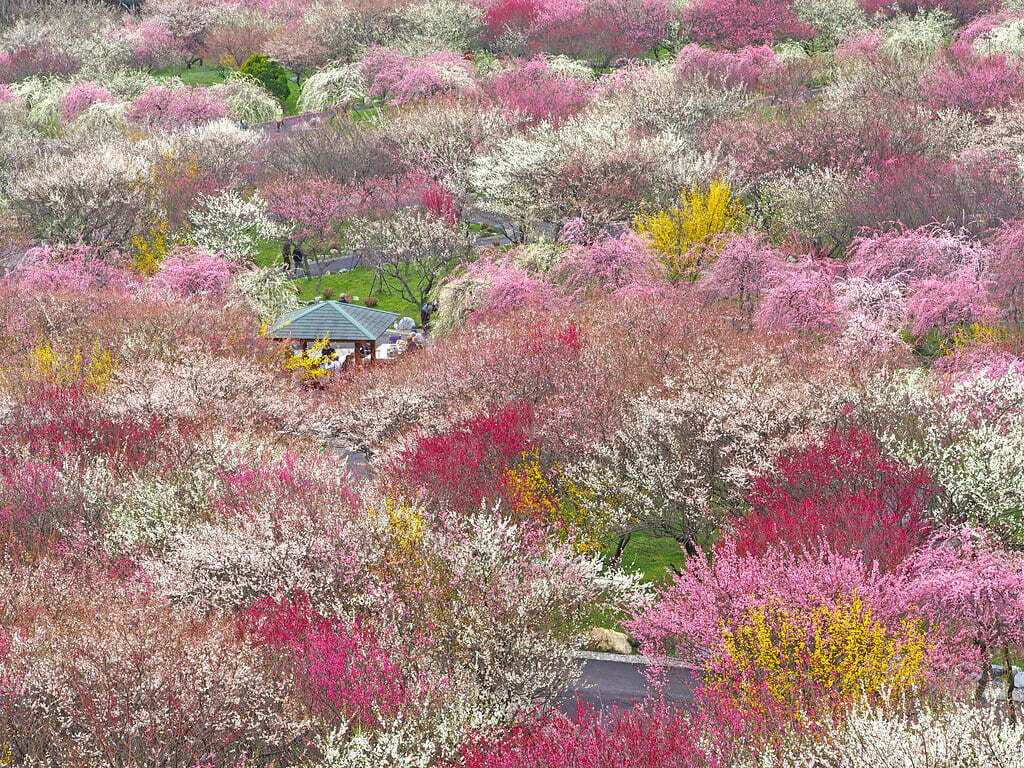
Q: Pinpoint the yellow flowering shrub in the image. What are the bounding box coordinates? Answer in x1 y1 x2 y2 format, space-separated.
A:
282 337 332 383
384 496 425 554
940 321 1009 355
131 219 179 276
28 343 119 391
505 450 613 554
715 595 929 716
633 180 744 281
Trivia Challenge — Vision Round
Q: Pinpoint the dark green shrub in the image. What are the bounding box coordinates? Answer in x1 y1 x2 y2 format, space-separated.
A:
240 55 290 103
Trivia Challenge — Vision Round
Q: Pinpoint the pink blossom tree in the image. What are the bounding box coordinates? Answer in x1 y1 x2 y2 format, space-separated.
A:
682 0 816 50
150 247 242 298
361 47 476 104
675 43 777 90
555 232 667 298
625 538 896 661
921 45 1024 116
900 527 1024 710
700 233 786 324
754 260 841 335
486 58 592 127
988 218 1024 325
904 263 1001 338
61 81 117 123
262 173 347 292
128 85 230 129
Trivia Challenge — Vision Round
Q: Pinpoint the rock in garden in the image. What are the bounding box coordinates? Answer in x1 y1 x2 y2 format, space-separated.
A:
585 627 632 655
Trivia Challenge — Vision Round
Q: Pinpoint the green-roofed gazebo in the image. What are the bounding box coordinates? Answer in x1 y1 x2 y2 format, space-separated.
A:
267 300 402 366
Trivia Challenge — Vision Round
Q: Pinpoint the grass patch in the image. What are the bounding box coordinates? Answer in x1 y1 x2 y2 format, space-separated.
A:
152 64 226 87
283 78 301 116
293 266 420 316
253 239 285 269
609 531 688 585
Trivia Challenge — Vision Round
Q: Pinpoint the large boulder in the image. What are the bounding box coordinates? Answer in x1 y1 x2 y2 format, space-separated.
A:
585 627 632 655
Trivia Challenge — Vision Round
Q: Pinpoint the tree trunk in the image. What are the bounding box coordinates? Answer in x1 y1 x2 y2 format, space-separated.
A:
613 532 632 563
1004 644 1018 727
974 641 989 702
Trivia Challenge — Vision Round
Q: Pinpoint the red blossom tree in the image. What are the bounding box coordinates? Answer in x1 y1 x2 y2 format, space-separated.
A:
381 401 534 516
735 429 938 570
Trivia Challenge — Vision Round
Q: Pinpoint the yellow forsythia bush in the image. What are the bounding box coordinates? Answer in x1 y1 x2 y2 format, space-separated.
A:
633 180 744 281
28 343 119 391
282 336 332 383
716 595 929 715
505 450 612 554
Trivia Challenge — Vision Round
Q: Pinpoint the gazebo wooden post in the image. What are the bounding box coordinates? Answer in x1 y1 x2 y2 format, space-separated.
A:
353 342 361 367
370 341 377 364
301 340 308 355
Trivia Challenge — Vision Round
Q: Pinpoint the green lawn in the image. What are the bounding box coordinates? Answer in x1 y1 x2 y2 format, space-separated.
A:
294 266 423 316
609 531 688 585
152 63 226 86
582 532 690 646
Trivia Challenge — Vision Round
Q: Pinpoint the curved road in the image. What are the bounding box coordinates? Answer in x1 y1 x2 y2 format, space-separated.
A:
559 653 698 713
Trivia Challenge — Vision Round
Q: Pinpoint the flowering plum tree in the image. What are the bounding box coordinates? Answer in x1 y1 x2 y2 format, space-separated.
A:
682 0 816 49
128 84 230 128
735 429 937 569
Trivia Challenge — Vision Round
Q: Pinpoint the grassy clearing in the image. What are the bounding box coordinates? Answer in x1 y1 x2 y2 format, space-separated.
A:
294 266 422 316
582 532 688 643
151 65 301 116
610 531 687 585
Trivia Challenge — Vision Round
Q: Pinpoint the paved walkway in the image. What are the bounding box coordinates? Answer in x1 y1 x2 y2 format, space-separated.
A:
559 653 698 713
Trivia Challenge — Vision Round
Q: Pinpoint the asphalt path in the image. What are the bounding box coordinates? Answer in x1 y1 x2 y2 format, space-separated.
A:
558 654 698 714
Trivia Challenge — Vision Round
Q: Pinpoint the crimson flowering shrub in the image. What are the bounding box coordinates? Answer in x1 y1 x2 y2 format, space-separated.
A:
460 703 712 768
487 58 592 126
682 0 815 49
128 85 230 129
735 429 937 569
674 43 777 90
381 401 533 515
921 45 1024 115
244 595 413 733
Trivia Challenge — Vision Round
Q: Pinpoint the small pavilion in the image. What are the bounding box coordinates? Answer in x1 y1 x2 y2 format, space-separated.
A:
267 301 402 366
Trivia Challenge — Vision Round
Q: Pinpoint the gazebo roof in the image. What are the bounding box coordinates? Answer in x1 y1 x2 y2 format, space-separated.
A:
267 301 402 343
